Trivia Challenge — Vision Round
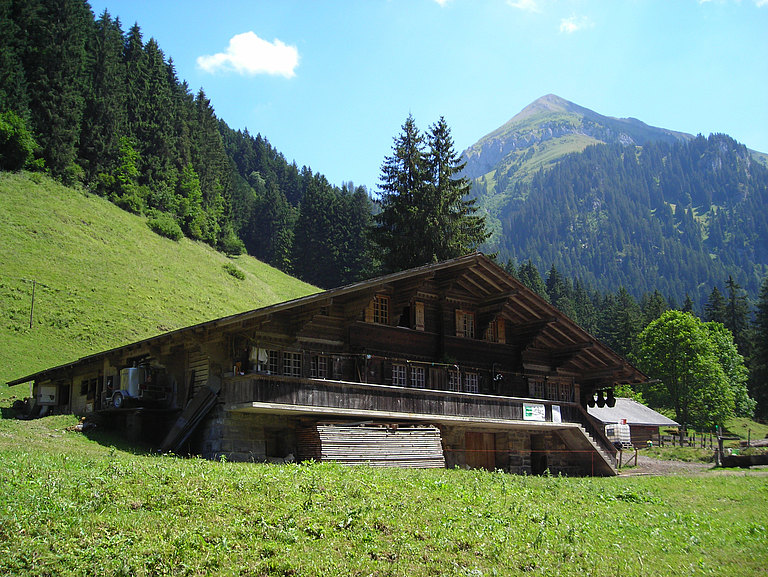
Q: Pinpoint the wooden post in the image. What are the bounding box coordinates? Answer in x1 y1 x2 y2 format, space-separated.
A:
29 279 36 329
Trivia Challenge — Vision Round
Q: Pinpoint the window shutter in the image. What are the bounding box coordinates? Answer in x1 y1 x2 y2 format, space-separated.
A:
497 319 506 343
364 299 374 323
414 301 425 331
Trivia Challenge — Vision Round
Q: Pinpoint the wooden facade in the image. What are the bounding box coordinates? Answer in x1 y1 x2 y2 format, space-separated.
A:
8 253 646 476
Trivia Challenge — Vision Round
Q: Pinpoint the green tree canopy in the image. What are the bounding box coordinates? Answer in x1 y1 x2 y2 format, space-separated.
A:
638 310 734 430
704 322 755 418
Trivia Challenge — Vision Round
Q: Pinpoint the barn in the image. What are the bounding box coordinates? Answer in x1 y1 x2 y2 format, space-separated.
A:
588 397 679 448
8 253 646 476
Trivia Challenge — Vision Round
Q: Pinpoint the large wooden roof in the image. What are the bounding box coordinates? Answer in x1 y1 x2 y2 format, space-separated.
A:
8 253 645 388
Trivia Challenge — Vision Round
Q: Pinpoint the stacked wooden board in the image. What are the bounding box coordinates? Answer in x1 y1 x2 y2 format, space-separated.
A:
298 424 446 468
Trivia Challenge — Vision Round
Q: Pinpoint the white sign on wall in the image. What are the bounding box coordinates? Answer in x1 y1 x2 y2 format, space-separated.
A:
523 402 546 421
552 405 562 423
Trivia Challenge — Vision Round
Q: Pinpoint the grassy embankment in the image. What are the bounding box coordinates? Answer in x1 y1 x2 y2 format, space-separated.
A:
2 171 767 576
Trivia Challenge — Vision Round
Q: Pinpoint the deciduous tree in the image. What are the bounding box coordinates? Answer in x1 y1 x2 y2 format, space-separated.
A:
638 310 734 431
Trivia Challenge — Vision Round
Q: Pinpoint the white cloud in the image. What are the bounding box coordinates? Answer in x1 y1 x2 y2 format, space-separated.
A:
507 0 541 12
756 0 768 6
197 32 299 78
559 15 593 34
433 0 451 6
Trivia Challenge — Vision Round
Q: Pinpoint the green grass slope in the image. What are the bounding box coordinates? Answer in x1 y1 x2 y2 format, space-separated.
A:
0 172 317 397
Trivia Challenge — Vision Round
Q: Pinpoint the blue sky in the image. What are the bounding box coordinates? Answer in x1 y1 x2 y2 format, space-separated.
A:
88 0 768 191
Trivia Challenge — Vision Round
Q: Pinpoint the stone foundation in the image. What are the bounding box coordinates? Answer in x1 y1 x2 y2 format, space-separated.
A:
197 406 298 462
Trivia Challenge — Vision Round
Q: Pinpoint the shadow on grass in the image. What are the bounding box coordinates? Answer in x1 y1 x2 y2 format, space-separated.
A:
0 406 18 420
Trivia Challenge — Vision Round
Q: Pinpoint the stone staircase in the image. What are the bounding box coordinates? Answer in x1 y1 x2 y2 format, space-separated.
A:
558 424 618 476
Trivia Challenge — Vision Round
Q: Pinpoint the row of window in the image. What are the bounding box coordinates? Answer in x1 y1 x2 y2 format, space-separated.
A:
391 364 478 393
266 350 329 379
258 351 575 403
529 379 574 402
370 295 505 344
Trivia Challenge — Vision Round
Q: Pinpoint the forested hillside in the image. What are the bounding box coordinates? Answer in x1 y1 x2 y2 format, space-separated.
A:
484 135 768 306
0 0 373 288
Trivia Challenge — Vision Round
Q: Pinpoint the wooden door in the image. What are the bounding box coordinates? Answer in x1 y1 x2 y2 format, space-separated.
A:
466 431 496 471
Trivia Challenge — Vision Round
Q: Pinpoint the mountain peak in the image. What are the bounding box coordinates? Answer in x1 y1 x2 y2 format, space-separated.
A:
461 95 692 181
515 94 581 118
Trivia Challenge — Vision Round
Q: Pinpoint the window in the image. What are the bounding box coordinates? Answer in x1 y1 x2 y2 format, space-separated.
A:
485 319 505 343
374 295 389 324
410 366 426 388
310 355 328 379
530 379 546 399
546 380 558 401
268 350 280 375
455 310 475 339
283 352 302 377
464 372 479 393
448 370 461 392
559 382 572 402
392 364 407 386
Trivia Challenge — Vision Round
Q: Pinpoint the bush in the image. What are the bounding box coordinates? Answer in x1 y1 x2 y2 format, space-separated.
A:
218 225 246 256
223 262 245 280
0 111 35 171
147 213 183 241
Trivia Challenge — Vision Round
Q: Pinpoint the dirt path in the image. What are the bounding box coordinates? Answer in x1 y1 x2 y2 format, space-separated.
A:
619 454 768 476
619 455 712 476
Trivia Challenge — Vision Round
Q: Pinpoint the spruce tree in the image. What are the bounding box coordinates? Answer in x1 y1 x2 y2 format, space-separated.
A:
750 276 768 419
725 275 750 355
373 115 488 273
23 0 91 179
373 114 430 273
516 260 549 301
80 10 127 180
424 116 488 261
704 286 727 324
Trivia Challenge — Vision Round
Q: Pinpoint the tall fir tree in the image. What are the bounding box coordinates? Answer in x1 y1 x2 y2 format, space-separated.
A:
0 0 30 116
373 115 487 273
80 10 127 181
704 286 727 324
373 114 430 273
423 116 488 262
23 0 91 179
724 275 750 356
750 276 768 419
516 260 549 301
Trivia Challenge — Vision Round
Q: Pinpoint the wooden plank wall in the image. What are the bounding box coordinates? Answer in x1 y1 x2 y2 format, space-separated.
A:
188 352 209 398
298 424 446 468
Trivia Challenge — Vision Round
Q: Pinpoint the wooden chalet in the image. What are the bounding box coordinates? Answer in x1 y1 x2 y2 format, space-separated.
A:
8 253 646 476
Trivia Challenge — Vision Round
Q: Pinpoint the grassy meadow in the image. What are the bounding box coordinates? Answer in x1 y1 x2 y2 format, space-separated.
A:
0 413 767 577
